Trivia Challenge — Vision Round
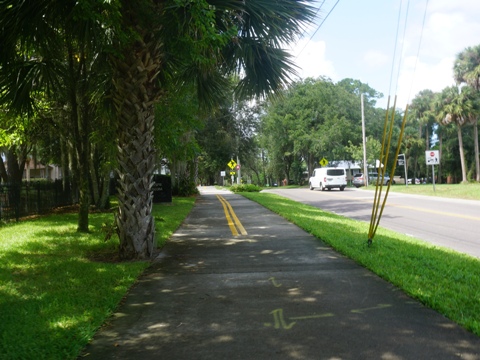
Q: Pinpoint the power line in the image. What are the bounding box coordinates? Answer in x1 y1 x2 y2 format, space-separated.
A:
388 0 404 97
394 0 411 97
406 0 430 104
297 0 326 41
295 0 340 59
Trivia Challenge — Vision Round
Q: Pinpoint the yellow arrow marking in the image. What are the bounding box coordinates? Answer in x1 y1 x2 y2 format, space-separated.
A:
290 313 335 320
264 309 296 330
351 304 392 314
268 277 282 287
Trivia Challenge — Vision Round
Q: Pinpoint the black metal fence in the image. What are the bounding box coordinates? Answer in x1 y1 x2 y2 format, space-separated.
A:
0 180 75 222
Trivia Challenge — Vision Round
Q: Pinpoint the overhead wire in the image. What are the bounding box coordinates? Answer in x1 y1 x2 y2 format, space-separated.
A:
394 0 411 97
297 0 326 41
406 0 430 105
387 0 404 97
368 0 417 244
295 0 340 59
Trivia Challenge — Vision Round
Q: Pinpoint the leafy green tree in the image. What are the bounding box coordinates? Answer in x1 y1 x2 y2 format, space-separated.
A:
261 77 380 181
337 78 383 107
0 110 31 184
345 136 382 170
0 0 114 231
155 84 202 195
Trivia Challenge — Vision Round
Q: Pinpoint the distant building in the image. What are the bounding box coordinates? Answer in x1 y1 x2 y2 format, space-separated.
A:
328 160 363 182
23 158 62 181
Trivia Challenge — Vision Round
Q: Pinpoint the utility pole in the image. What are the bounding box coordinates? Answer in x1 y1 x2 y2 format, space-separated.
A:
361 94 368 186
237 155 241 184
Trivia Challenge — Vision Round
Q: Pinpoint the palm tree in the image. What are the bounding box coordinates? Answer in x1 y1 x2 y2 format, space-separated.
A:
433 86 477 183
2 0 317 259
0 0 112 232
409 90 436 149
109 0 316 259
454 45 480 182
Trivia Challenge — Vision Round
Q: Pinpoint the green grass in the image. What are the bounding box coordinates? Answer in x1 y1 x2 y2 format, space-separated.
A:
368 182 480 201
153 197 197 248
0 196 196 360
241 192 480 337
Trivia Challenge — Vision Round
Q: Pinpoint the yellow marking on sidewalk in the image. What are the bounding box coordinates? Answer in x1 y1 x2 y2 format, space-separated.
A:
264 309 334 330
216 195 248 236
268 277 282 287
264 309 296 330
290 313 334 320
351 304 392 314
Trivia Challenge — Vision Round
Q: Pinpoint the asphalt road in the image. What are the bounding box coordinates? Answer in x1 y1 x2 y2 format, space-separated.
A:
263 186 480 259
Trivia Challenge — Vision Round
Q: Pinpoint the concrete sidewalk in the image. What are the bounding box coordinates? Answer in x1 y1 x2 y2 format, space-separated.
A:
80 188 480 359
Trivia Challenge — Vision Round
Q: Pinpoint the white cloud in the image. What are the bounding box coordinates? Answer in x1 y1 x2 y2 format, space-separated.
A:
290 1 480 109
390 1 480 108
395 55 456 108
291 39 336 80
364 51 390 68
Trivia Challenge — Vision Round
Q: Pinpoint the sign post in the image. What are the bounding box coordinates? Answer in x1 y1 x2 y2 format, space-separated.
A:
398 154 407 187
220 171 226 186
227 159 237 186
425 150 439 192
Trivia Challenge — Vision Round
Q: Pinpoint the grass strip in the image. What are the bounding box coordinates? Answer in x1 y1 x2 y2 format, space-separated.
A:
0 196 196 360
369 182 480 201
241 192 480 337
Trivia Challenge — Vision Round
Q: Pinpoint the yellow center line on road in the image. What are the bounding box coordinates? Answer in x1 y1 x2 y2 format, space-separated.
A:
387 203 480 221
216 195 248 236
318 191 480 222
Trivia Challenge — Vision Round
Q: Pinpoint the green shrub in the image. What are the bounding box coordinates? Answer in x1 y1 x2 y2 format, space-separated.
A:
229 184 262 193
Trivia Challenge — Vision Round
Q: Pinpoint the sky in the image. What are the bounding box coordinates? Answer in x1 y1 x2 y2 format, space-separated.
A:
290 0 480 109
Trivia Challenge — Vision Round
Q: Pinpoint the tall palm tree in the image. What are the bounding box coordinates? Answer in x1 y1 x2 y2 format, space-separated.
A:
409 89 435 149
454 45 480 182
433 86 476 183
409 90 436 181
110 0 316 259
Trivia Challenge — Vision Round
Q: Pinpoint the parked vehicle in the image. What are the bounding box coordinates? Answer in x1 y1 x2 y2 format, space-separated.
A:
352 173 365 188
309 167 347 191
368 172 394 185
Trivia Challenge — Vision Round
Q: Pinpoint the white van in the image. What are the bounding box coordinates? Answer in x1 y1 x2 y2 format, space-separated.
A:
309 167 347 191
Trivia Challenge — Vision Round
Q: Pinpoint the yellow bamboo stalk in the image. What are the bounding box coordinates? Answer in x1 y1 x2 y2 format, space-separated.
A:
370 104 409 240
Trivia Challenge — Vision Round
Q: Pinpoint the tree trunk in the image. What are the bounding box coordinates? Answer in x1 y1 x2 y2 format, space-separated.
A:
5 145 28 185
438 134 443 184
474 120 479 182
98 173 111 210
458 126 468 183
89 153 100 207
112 39 161 260
0 152 8 183
65 48 91 232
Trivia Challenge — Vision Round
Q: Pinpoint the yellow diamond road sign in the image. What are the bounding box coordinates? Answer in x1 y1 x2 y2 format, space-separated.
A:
319 158 328 167
228 159 237 169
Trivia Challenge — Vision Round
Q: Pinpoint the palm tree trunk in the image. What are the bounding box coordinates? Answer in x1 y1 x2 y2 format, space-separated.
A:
438 134 443 184
458 125 468 183
112 39 161 260
474 120 480 182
